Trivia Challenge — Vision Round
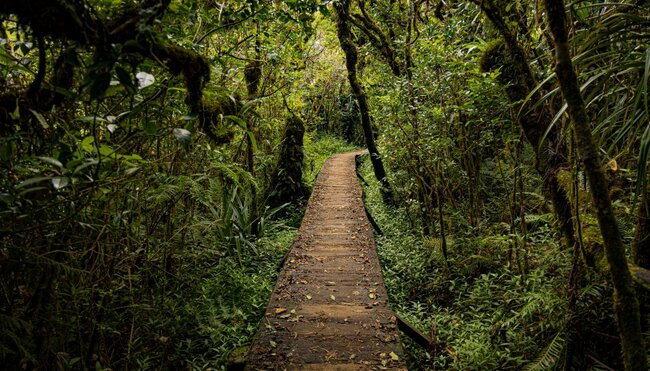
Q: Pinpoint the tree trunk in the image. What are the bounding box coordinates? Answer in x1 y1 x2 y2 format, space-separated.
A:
267 115 309 208
633 196 650 269
476 1 576 249
245 56 261 233
544 1 647 369
334 0 394 204
351 0 402 76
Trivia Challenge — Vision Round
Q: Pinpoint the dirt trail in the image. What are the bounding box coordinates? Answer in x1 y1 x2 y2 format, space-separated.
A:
245 151 406 370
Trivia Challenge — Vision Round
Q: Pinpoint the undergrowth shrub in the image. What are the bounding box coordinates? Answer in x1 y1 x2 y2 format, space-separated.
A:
0 132 354 370
359 158 620 370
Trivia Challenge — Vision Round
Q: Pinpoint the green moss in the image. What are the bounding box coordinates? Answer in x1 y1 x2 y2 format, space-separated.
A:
199 96 242 144
244 60 262 96
161 45 211 110
478 39 516 85
267 114 309 208
479 39 506 73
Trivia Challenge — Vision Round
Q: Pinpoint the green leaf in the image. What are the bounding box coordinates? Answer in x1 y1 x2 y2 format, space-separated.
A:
224 115 247 128
73 159 99 175
29 109 49 129
18 186 48 196
37 156 63 168
115 65 135 93
124 167 140 176
17 176 52 188
81 137 95 152
98 144 117 158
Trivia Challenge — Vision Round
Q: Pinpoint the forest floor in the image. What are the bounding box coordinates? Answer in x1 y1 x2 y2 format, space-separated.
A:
245 150 406 370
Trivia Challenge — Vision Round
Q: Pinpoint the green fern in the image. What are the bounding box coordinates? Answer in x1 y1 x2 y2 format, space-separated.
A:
523 330 567 371
146 179 183 206
207 162 257 192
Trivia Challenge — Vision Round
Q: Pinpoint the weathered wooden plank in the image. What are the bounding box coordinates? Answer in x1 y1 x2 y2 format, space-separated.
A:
245 151 406 370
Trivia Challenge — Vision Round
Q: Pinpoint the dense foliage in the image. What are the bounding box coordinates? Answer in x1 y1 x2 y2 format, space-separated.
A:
1 0 649 370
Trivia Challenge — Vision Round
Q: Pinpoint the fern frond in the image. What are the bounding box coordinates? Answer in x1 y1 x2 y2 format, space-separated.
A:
208 162 242 188
523 330 566 371
146 181 182 205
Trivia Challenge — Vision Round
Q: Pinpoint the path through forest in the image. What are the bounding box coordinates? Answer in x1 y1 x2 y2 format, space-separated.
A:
246 150 406 370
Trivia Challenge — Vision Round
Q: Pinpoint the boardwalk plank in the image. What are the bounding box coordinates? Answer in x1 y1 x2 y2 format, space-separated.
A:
245 151 406 370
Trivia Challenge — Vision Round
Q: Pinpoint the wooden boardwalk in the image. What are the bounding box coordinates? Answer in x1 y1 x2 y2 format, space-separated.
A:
246 151 406 370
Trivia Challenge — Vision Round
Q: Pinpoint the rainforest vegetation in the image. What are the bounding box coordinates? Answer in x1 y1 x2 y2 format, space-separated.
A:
1 0 650 370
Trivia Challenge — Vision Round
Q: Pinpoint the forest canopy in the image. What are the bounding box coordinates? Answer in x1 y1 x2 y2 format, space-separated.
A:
1 0 650 370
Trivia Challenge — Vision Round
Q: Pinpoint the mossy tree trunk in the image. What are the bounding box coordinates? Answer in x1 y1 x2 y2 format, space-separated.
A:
334 0 394 204
544 1 647 369
633 196 650 269
267 114 309 209
475 0 576 249
349 0 402 77
244 56 261 233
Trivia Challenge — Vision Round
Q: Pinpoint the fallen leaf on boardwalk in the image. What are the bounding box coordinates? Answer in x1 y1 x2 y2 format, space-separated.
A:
279 313 291 319
330 295 336 301
275 308 287 314
389 351 399 361
269 341 277 348
349 354 357 360
305 294 312 300
368 293 376 299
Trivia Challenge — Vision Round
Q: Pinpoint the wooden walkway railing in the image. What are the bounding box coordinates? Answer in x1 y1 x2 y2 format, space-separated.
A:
245 151 406 370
